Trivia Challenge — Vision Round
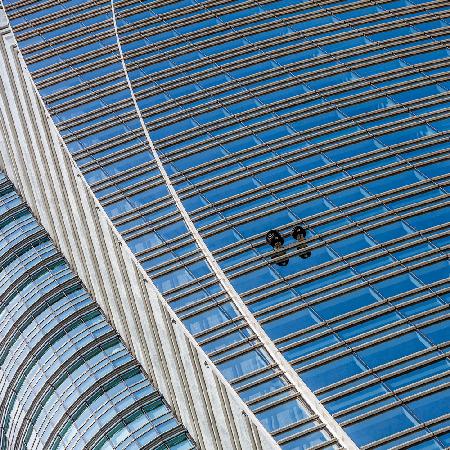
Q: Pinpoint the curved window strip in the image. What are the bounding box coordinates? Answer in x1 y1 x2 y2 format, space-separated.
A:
0 171 194 450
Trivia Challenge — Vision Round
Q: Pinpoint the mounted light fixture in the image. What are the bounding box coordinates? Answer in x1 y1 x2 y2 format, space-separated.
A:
265 229 289 266
292 225 311 259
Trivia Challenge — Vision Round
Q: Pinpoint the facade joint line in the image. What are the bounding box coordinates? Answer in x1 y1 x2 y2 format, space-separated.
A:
110 1 359 448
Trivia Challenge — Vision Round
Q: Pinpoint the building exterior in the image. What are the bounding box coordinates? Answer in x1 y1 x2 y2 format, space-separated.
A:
0 7 280 450
0 1 449 449
0 171 194 450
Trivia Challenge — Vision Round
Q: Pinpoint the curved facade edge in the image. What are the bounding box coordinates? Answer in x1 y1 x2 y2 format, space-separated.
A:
0 6 280 450
0 172 193 450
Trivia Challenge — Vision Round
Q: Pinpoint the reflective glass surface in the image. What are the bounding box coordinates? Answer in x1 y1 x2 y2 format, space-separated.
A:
0 171 194 450
3 0 450 447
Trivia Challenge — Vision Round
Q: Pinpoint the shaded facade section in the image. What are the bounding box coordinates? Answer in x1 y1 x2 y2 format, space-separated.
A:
0 171 194 450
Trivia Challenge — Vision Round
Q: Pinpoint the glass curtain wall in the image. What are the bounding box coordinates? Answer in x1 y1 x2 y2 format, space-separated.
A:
0 170 194 450
3 0 450 448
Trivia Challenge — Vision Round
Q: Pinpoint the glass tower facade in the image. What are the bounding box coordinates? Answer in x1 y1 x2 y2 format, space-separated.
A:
2 0 450 449
0 171 194 449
